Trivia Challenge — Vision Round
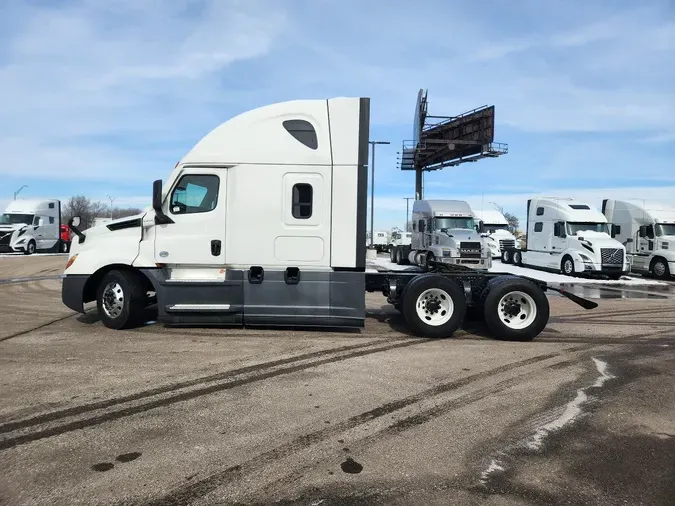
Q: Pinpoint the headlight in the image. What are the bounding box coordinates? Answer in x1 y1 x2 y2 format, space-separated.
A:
579 253 593 263
15 238 25 244
442 249 452 257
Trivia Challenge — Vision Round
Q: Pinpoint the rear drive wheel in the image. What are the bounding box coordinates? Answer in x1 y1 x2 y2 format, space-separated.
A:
513 250 522 266
561 255 575 276
395 248 403 265
402 275 466 338
651 258 670 279
389 247 396 262
501 249 512 264
483 278 549 341
96 269 148 329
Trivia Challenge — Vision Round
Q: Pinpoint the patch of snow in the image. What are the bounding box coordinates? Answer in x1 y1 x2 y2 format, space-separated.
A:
366 254 666 286
479 459 505 484
490 261 665 286
526 357 615 450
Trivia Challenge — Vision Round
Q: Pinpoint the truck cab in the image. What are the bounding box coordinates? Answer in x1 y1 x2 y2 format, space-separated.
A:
408 200 491 269
602 199 675 279
0 199 62 254
472 209 520 262
507 197 629 278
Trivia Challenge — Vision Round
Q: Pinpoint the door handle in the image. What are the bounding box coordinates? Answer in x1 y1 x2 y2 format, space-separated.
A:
211 240 221 256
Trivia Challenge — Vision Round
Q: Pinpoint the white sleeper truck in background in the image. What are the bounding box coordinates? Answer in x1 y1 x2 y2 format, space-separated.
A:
472 209 520 262
60 96 598 341
602 199 675 279
502 197 629 278
403 200 491 269
0 199 63 254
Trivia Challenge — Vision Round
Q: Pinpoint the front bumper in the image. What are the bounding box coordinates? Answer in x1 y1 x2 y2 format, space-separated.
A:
62 274 89 313
439 256 491 267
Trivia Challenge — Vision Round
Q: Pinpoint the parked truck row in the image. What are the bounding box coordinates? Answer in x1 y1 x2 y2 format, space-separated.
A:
0 199 70 254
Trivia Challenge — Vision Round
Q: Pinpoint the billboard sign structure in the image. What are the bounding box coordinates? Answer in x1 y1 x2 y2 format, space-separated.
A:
399 89 508 199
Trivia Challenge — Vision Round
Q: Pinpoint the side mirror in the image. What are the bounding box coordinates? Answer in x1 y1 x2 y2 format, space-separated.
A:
610 224 621 238
153 179 174 225
71 216 81 227
38 218 45 227
639 225 646 238
68 216 86 244
626 238 633 243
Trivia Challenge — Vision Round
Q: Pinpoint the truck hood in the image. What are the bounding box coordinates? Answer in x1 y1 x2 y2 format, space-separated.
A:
0 223 29 233
438 228 483 246
573 231 624 249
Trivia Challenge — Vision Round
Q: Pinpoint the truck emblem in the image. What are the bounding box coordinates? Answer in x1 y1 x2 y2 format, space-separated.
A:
159 251 169 258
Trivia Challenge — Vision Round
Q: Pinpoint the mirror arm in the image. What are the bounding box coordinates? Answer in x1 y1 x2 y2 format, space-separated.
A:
68 217 86 244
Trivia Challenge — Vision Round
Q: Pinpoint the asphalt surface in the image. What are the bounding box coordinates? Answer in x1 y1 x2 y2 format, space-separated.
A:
0 256 673 506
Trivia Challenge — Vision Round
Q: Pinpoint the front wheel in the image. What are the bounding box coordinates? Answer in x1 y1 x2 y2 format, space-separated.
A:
60 241 70 253
561 255 575 276
483 278 550 341
401 275 466 338
501 249 512 264
96 269 148 329
651 258 671 279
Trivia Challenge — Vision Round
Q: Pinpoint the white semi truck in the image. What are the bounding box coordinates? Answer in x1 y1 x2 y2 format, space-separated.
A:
388 228 411 262
501 197 630 279
0 199 66 254
367 230 390 253
392 200 492 269
61 96 596 341
602 199 675 279
472 209 521 262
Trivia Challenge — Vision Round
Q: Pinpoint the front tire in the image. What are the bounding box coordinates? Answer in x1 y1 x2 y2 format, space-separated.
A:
23 240 36 255
501 249 512 264
96 270 148 329
401 275 466 338
483 278 549 341
61 240 70 253
651 258 671 279
561 255 575 276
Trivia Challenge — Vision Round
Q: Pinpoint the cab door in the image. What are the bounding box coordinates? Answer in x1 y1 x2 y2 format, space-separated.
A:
154 168 227 265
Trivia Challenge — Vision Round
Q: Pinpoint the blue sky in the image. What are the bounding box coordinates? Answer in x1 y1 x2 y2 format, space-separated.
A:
1 0 673 228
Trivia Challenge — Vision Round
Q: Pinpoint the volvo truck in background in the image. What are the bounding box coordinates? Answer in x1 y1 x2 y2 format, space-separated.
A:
501 197 629 279
602 199 675 279
389 200 491 269
0 199 65 254
60 96 596 341
472 209 520 262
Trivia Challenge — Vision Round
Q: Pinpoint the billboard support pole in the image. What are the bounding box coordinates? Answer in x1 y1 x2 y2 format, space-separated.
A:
415 169 423 200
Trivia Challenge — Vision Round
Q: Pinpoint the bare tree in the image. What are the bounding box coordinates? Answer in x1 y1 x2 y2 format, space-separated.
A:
113 207 143 219
503 212 520 234
63 196 143 228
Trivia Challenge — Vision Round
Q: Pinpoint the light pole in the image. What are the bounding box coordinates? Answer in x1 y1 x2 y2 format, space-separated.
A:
13 185 27 200
404 197 414 231
368 140 390 247
107 195 116 219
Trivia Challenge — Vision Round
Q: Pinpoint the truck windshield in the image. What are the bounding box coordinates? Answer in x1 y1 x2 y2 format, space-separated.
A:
656 224 675 236
484 223 509 232
0 213 34 225
434 217 475 230
566 222 609 235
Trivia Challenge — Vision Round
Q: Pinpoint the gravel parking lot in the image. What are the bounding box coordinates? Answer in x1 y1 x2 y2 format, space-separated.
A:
0 256 673 506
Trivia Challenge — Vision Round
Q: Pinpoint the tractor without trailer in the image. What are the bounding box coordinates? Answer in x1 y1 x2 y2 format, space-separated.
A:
501 197 630 278
62 96 596 341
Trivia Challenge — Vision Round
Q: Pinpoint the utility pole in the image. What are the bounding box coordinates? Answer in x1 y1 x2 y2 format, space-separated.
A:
368 140 390 246
107 195 116 219
13 185 27 200
403 197 414 231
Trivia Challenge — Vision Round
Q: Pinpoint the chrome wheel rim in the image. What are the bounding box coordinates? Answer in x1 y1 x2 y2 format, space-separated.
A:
498 291 537 329
416 288 454 326
653 261 666 277
102 282 124 319
563 259 573 274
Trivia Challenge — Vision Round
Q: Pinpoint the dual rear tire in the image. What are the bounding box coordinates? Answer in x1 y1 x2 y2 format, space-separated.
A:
400 275 549 341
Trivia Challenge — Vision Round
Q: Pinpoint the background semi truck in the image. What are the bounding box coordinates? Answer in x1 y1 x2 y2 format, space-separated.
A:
472 208 520 262
61 96 595 341
0 199 65 254
602 199 675 279
502 197 629 278
390 200 491 269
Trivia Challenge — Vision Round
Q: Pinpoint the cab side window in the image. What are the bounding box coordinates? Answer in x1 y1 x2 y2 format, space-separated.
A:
170 175 220 215
645 225 654 239
292 183 313 219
